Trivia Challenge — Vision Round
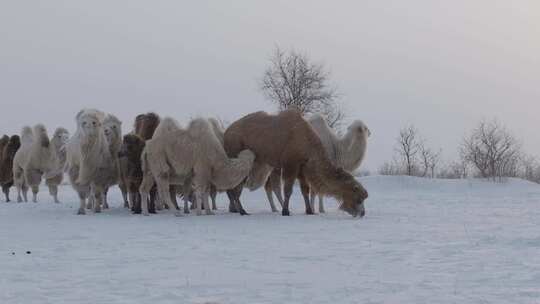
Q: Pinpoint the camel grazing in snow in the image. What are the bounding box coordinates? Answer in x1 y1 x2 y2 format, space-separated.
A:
307 114 370 212
0 135 21 202
264 114 370 213
224 110 369 217
65 109 119 214
139 117 255 216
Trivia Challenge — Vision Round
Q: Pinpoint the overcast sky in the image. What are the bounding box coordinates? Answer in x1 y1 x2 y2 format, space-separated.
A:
1 1 539 170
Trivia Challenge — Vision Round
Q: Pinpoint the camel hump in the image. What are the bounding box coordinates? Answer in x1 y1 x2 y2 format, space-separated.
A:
33 124 50 148
153 117 181 138
21 126 33 145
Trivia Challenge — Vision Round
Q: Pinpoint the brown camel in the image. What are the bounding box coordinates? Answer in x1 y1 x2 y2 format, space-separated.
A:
224 110 368 217
1 135 21 202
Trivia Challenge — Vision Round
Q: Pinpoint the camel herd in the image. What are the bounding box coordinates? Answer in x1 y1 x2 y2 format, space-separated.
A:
0 109 370 217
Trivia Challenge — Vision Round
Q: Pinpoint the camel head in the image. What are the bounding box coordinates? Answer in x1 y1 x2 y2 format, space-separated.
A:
334 168 369 217
348 120 371 139
76 109 105 138
51 128 69 149
119 134 145 161
103 114 122 147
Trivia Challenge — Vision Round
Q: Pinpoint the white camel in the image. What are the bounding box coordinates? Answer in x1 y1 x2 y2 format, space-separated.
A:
307 114 370 213
12 125 56 202
139 117 255 216
66 109 117 214
44 127 70 203
12 126 33 202
90 114 122 210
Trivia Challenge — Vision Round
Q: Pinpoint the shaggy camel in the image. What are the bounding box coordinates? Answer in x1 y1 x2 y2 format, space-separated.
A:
139 117 255 216
0 135 21 202
66 109 117 214
224 110 369 217
12 125 55 203
94 114 123 210
44 127 69 203
12 126 33 202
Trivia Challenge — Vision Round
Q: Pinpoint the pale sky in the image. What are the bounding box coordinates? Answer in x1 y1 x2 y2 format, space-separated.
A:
1 1 539 171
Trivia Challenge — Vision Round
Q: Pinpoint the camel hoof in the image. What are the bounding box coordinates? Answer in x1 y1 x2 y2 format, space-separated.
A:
174 211 183 217
239 210 250 216
282 209 290 216
206 211 215 216
77 209 86 215
94 208 101 213
142 212 149 216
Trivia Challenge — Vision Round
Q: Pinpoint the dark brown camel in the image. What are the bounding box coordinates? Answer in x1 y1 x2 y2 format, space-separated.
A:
0 135 21 202
224 110 368 217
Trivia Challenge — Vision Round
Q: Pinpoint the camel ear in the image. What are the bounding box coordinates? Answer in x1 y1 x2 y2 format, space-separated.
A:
367 127 371 137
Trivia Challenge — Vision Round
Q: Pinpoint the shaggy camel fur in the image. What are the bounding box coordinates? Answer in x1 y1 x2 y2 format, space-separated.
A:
306 114 370 213
66 109 117 214
44 128 70 203
94 114 123 210
139 117 255 216
12 125 55 203
0 135 21 202
224 110 369 217
12 126 33 202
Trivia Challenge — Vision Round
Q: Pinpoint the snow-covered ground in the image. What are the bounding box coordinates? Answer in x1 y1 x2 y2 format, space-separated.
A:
1 176 539 304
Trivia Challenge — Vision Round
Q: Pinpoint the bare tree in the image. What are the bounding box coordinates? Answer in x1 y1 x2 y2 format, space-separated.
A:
520 154 540 183
396 125 420 176
261 47 343 128
419 143 441 178
460 120 522 180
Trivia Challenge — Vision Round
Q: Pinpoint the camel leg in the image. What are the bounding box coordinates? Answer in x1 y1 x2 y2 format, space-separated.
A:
201 188 214 216
93 186 104 213
309 190 316 212
298 171 315 215
210 185 218 210
103 187 109 209
264 180 279 212
281 166 300 216
148 189 157 214
16 186 23 203
153 186 163 210
22 184 28 202
2 184 10 202
129 192 139 213
318 194 325 213
31 185 39 203
227 190 238 213
170 187 180 210
157 180 181 216
227 182 248 215
48 184 60 203
140 191 150 216
120 184 129 208
77 190 89 215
